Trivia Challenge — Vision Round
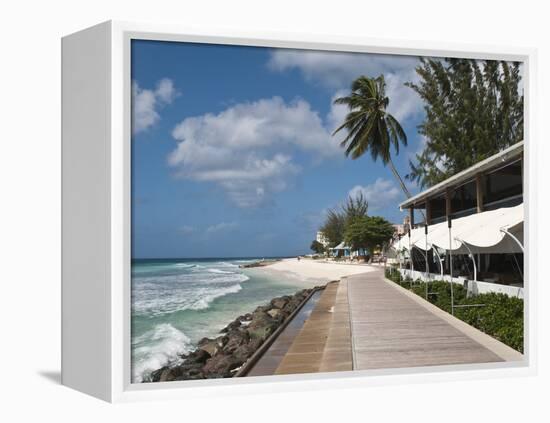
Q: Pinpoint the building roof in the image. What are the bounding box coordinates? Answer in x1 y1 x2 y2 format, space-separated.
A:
399 141 524 210
330 242 351 250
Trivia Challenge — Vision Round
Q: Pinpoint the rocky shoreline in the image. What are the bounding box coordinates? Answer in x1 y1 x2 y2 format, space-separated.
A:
238 259 281 268
148 286 320 382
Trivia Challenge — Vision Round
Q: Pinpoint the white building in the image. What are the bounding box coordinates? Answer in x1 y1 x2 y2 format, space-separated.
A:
392 141 524 297
316 231 329 247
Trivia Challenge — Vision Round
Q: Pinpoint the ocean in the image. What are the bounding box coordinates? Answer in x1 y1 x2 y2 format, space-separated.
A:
131 257 308 383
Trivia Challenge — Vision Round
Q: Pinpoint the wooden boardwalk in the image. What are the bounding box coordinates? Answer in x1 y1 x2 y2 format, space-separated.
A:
319 278 352 372
347 269 512 370
245 267 522 377
246 290 322 377
274 281 353 374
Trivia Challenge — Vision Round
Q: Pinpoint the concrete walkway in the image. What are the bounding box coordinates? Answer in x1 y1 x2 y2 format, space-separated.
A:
347 268 522 370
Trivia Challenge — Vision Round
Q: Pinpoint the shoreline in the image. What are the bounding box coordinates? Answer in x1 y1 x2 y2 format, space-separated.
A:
148 284 326 382
143 258 376 382
246 257 376 285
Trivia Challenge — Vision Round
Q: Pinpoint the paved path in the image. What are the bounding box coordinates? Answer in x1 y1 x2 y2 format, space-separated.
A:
347 269 511 370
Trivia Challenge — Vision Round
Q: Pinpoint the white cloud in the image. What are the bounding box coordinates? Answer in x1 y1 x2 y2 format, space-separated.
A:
178 225 195 235
348 178 402 211
268 49 423 122
205 222 238 234
326 89 350 133
168 96 342 208
132 78 177 135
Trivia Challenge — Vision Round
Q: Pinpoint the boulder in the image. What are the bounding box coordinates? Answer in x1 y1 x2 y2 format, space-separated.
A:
153 366 183 382
254 304 272 313
283 298 301 314
233 343 256 362
270 296 289 309
222 329 250 354
202 354 243 378
220 319 241 333
187 348 211 364
248 310 285 339
197 338 218 356
267 308 282 319
216 335 229 348
247 337 263 351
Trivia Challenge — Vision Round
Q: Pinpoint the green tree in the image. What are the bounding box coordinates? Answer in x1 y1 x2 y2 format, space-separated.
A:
333 75 412 198
406 58 523 188
310 240 325 254
319 194 369 248
342 192 368 225
320 208 346 248
344 216 395 253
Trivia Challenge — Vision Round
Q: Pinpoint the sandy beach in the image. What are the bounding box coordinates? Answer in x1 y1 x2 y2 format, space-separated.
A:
245 258 376 287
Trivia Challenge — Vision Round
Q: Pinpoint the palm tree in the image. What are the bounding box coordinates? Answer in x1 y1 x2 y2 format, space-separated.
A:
333 75 412 199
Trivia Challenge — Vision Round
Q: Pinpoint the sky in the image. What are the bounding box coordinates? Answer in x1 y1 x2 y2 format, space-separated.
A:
131 40 429 259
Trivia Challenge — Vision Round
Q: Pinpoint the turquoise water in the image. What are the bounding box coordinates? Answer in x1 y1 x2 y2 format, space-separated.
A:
131 258 306 382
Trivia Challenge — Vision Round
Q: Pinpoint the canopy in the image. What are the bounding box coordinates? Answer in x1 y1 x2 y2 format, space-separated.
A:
330 242 350 250
391 204 523 254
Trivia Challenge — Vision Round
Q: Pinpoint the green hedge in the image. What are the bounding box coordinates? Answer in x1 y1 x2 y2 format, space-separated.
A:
384 268 523 352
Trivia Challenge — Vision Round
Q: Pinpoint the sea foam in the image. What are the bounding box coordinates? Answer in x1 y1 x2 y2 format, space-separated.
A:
132 323 192 383
131 259 257 383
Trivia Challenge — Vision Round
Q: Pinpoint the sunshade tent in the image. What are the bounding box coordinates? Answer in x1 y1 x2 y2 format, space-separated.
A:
391 204 523 254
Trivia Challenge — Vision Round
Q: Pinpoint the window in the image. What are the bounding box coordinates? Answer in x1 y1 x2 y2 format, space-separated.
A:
484 160 523 205
450 180 476 214
429 195 446 221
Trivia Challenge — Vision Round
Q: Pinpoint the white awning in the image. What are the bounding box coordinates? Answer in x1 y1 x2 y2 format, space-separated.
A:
461 220 523 254
390 226 425 251
391 204 523 254
429 204 523 253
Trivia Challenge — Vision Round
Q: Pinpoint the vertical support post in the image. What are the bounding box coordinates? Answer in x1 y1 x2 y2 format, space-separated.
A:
398 234 402 278
476 174 484 213
448 216 454 316
407 230 412 286
408 229 413 281
445 189 452 275
425 201 431 225
425 223 429 300
445 189 452 220
409 207 415 230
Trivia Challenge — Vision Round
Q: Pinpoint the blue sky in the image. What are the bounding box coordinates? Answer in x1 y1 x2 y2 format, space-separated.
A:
131 40 428 258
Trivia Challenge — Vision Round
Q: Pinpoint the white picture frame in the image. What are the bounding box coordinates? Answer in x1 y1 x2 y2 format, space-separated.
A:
61 20 537 403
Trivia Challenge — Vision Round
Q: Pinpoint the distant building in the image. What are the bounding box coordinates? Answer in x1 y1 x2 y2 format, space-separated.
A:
392 216 410 239
329 241 368 259
316 231 329 247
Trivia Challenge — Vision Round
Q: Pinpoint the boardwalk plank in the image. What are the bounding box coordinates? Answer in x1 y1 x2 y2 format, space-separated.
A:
347 269 503 370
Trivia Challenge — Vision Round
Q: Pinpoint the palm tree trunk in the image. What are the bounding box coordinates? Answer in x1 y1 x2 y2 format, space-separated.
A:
387 158 427 222
387 157 412 198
